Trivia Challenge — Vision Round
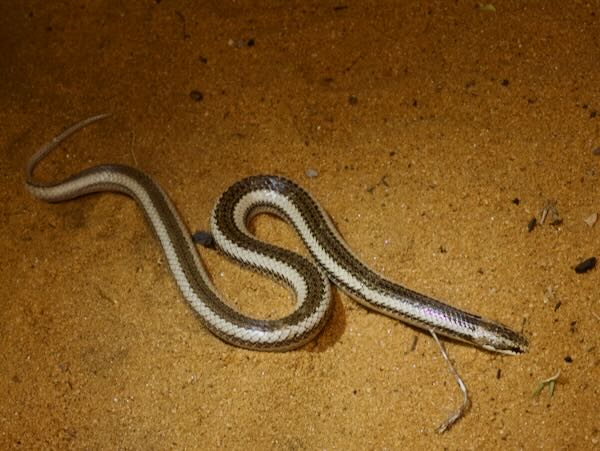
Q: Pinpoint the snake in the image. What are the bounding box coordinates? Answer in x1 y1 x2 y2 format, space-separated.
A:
25 114 528 354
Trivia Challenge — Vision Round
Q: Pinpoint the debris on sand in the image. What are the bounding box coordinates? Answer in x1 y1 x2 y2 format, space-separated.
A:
583 212 598 227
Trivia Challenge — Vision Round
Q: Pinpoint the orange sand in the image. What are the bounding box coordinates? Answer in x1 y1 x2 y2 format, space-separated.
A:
1 1 598 448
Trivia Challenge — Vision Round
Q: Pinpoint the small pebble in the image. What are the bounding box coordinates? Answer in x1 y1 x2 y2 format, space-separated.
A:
228 38 255 48
192 231 216 249
574 256 596 274
592 147 600 156
584 212 598 227
305 168 319 178
527 217 537 232
189 90 204 102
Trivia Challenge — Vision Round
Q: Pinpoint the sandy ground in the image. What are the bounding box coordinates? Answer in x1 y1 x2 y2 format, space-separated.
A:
1 1 599 449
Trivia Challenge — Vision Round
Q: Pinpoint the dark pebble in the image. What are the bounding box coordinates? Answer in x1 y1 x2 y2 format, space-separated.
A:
348 95 358 105
512 197 520 205
592 147 600 156
192 231 216 249
190 90 204 102
574 256 596 274
527 217 537 232
564 356 573 363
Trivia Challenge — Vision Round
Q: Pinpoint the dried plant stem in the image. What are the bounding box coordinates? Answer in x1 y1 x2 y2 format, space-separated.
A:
430 330 470 433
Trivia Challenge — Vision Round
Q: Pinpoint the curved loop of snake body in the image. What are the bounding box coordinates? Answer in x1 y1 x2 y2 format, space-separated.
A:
25 114 528 354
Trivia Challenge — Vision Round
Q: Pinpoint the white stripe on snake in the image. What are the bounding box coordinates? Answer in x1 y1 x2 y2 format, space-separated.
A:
25 114 528 354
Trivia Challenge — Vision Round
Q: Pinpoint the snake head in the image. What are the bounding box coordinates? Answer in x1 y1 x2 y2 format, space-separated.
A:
475 318 529 355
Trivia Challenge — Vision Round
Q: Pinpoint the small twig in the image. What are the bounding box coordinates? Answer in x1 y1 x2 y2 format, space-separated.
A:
540 206 549 225
430 330 470 433
96 286 117 305
129 131 138 167
409 335 418 352
532 370 560 398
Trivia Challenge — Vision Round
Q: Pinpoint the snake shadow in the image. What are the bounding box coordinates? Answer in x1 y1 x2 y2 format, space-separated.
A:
304 289 346 353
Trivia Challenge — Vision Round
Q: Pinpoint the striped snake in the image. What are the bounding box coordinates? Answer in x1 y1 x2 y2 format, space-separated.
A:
26 114 528 354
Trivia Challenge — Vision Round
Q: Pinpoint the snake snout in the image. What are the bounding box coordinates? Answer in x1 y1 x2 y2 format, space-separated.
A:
477 319 529 355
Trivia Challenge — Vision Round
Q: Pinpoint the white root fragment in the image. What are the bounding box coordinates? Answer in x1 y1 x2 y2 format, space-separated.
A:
430 330 470 433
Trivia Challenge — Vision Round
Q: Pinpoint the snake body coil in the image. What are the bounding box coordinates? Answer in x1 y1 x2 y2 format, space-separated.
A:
26 115 528 354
